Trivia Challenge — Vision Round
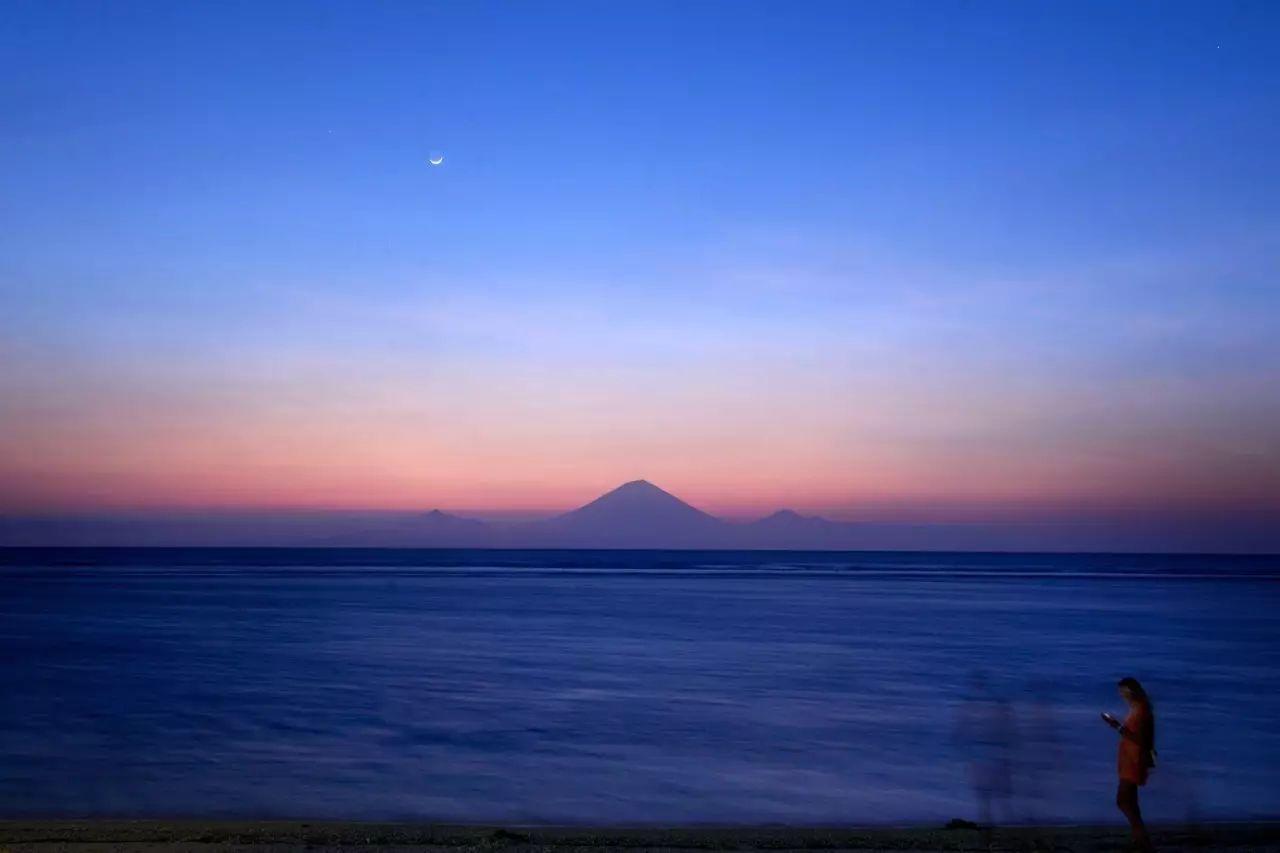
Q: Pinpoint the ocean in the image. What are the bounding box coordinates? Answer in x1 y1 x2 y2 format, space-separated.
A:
2 548 1277 824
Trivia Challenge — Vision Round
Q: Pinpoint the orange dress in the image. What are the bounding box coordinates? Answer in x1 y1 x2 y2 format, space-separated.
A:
1118 703 1152 785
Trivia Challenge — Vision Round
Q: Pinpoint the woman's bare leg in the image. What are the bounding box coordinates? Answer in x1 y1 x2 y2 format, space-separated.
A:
1116 781 1154 852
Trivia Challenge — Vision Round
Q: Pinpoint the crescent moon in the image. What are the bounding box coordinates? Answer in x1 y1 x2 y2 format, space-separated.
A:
429 155 444 166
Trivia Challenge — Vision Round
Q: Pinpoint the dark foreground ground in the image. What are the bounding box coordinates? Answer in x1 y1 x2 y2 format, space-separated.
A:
2 822 1278 853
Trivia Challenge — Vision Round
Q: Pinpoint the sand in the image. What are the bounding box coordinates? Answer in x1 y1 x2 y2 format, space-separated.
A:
2 821 1277 853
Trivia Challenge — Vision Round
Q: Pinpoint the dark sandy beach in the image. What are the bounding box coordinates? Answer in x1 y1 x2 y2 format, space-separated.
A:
2 821 1278 853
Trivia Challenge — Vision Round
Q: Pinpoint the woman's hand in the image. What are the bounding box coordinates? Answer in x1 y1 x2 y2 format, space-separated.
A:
1101 712 1120 729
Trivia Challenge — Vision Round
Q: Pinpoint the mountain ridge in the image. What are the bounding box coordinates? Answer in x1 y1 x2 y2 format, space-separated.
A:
324 480 872 549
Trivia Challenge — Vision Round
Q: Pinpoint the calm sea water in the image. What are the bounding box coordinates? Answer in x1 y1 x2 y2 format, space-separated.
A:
2 548 1278 824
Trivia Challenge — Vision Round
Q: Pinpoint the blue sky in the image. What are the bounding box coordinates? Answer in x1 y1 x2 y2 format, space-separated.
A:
2 0 1278 548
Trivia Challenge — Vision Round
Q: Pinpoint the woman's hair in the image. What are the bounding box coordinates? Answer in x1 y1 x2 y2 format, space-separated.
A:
1118 677 1156 756
1118 676 1149 702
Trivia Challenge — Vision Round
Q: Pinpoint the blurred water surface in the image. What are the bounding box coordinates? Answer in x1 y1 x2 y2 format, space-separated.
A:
2 548 1277 823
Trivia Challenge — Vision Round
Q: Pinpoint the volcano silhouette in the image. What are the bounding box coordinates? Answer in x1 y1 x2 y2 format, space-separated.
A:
532 480 728 546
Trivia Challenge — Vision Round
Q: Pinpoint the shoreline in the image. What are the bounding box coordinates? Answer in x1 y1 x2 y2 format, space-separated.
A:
4 820 1280 852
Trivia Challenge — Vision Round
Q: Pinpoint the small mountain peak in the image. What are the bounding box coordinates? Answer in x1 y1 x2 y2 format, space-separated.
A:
753 508 832 526
417 509 487 529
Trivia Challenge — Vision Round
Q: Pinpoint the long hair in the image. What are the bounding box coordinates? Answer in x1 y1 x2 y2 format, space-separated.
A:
1118 677 1156 760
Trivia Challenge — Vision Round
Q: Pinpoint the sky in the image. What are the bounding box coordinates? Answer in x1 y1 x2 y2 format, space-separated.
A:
2 0 1279 549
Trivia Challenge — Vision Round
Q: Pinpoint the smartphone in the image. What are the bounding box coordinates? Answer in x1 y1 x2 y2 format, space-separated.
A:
1101 712 1117 724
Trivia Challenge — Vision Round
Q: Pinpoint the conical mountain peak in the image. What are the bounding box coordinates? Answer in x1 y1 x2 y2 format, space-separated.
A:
606 479 670 498
543 480 723 544
582 480 703 511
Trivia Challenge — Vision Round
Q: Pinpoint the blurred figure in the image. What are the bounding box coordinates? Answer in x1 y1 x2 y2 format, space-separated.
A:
1019 679 1062 825
954 670 1017 829
1101 676 1156 853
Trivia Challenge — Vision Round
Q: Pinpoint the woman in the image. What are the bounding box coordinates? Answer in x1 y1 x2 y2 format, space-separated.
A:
1102 677 1157 853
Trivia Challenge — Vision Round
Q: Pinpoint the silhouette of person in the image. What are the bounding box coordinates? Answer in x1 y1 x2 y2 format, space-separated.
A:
954 670 1017 829
1102 676 1157 853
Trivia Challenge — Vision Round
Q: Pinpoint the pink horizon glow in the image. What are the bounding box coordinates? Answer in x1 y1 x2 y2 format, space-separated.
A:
4 352 1277 523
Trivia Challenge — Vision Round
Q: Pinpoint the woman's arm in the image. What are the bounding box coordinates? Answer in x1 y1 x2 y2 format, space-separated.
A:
1105 715 1146 744
1116 724 1143 744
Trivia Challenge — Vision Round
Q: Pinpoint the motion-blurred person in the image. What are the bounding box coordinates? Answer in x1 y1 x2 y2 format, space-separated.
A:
1102 677 1157 853
954 671 1017 829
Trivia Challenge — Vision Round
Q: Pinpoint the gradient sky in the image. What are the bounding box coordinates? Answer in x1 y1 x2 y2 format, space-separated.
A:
2 1 1279 545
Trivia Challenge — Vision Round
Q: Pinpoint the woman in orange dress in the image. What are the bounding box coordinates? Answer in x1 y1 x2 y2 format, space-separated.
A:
1102 677 1156 853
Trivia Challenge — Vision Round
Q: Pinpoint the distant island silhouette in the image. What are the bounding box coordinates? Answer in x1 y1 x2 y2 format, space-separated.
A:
324 480 865 549
3 479 1271 551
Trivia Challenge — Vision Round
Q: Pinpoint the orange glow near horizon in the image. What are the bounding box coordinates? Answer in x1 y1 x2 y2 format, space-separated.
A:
3 351 1277 522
